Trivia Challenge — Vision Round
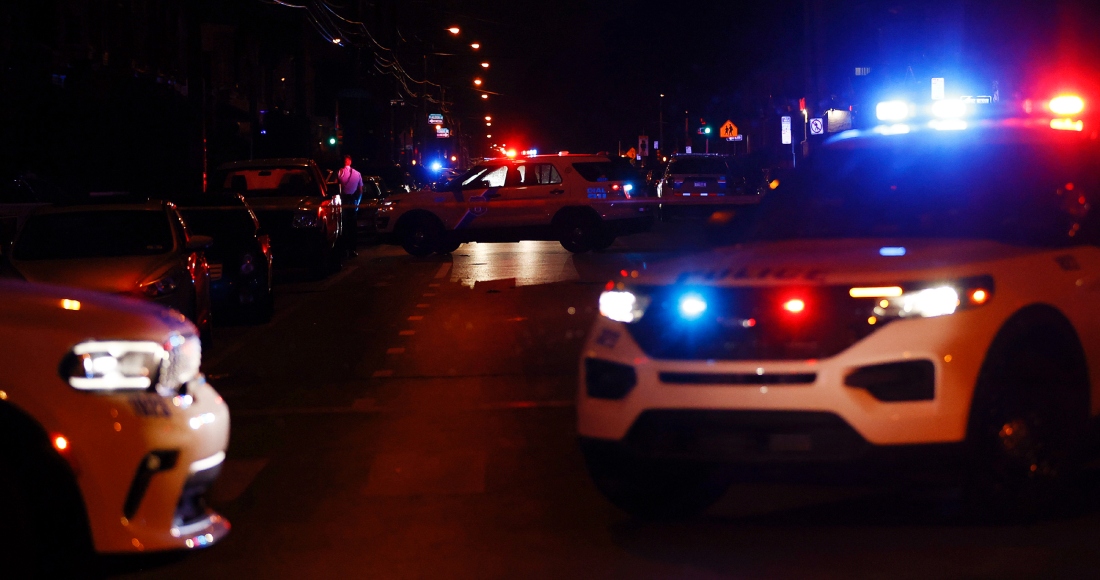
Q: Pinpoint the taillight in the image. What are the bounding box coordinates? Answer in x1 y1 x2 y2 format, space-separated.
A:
258 234 271 256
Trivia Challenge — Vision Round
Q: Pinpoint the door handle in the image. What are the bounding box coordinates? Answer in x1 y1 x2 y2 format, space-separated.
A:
549 188 565 195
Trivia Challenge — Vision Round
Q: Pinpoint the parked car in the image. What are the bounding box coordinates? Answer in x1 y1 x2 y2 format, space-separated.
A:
0 278 229 574
656 153 765 220
211 158 342 276
375 154 654 255
174 193 274 323
7 201 215 346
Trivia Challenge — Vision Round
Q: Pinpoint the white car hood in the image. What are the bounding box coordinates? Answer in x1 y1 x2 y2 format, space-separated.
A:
643 238 1037 287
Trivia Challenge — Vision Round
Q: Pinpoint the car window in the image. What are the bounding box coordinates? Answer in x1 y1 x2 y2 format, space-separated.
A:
667 158 730 175
747 139 1100 248
572 161 640 182
14 210 174 260
212 168 320 198
461 166 508 189
525 164 562 185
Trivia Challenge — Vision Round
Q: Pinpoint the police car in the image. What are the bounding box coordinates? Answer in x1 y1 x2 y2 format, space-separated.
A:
0 279 229 573
578 94 1100 519
375 154 653 256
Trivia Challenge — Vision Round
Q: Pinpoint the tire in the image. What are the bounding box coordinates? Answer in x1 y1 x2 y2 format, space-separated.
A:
558 212 601 254
581 439 732 520
964 334 1088 520
401 214 445 257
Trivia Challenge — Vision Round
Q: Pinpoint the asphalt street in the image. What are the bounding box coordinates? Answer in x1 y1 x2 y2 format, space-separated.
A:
109 220 1100 579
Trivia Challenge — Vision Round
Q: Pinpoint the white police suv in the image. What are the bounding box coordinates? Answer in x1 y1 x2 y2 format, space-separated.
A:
376 154 653 255
0 278 230 573
579 95 1100 518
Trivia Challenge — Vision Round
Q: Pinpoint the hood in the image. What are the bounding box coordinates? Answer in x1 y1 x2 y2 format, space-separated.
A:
0 278 194 343
12 254 179 294
643 238 1036 287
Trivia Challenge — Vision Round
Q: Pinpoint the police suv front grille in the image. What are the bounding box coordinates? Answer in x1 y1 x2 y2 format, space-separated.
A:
625 285 878 361
660 372 816 385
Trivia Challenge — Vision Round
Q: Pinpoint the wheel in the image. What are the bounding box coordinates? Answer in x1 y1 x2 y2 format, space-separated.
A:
438 239 462 254
580 439 732 520
401 214 444 257
964 336 1088 520
558 212 601 253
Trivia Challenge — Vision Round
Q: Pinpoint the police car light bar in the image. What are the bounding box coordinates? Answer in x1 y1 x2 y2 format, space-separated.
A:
931 99 967 119
1049 95 1084 116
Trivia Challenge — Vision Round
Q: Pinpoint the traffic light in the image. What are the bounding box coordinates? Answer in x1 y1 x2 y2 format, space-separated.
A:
328 136 337 146
336 129 344 146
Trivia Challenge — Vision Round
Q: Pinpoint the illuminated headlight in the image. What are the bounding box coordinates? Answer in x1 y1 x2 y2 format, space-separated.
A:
140 275 180 297
931 99 967 118
623 184 634 193
876 100 912 122
292 209 320 228
63 341 167 391
599 290 648 323
874 286 959 318
678 293 707 320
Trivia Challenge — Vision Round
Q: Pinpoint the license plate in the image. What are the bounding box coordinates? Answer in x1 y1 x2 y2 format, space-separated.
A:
694 181 707 187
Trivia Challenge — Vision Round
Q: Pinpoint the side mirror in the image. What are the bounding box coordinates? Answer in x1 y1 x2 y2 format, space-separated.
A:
187 235 214 251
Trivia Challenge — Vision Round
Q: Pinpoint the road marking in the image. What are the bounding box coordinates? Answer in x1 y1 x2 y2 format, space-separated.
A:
434 263 452 279
416 303 430 308
230 399 574 417
407 315 424 321
371 370 394 378
399 330 416 336
386 347 406 354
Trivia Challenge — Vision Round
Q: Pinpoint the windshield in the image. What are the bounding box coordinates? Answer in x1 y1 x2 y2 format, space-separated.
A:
14 210 174 260
211 168 320 198
746 135 1098 248
667 157 730 175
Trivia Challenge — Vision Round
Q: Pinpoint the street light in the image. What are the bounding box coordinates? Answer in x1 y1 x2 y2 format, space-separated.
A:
480 62 490 69
470 42 481 50
481 94 488 99
447 27 461 35
485 115 492 121
474 78 482 86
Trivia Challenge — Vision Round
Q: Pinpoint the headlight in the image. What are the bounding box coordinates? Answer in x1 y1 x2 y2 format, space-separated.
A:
292 209 320 228
853 276 993 321
599 290 649 323
61 334 201 393
140 274 180 297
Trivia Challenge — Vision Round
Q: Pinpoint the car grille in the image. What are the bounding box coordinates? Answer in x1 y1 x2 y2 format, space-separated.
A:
208 263 223 281
625 285 878 361
175 461 222 526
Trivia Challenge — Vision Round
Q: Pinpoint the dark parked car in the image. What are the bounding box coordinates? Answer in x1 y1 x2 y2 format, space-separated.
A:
7 200 215 346
210 158 342 276
175 193 274 323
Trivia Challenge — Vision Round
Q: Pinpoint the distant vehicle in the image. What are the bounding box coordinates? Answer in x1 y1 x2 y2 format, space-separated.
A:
579 94 1100 520
357 175 389 237
656 153 765 220
0 173 81 232
174 193 274 323
211 158 342 277
8 201 215 346
375 154 654 256
0 279 229 573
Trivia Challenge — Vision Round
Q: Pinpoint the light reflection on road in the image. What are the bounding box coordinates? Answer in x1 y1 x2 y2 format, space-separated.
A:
451 241 579 287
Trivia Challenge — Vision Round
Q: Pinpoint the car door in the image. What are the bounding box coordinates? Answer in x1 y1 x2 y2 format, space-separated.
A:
452 165 510 230
494 163 564 226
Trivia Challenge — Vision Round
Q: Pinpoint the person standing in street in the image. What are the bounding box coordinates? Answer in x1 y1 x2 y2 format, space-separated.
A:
336 155 364 257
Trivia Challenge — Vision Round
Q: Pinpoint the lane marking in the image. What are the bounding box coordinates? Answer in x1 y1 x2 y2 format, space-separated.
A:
399 330 416 336
407 316 424 321
434 263 452 279
386 347 406 354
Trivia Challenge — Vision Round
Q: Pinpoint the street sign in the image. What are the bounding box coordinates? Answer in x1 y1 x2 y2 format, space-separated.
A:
781 116 792 145
435 127 451 138
638 135 649 157
931 78 945 101
809 118 824 135
719 120 738 138
724 135 743 142
428 113 444 124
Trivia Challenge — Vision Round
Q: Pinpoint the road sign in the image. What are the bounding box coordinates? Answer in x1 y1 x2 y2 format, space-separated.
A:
724 135 743 142
781 116 792 145
435 127 451 138
931 78 945 101
638 135 649 157
809 118 824 135
719 120 738 138
428 113 444 124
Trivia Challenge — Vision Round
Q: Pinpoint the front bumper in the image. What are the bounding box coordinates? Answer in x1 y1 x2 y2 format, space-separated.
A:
55 376 232 554
578 310 991 465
